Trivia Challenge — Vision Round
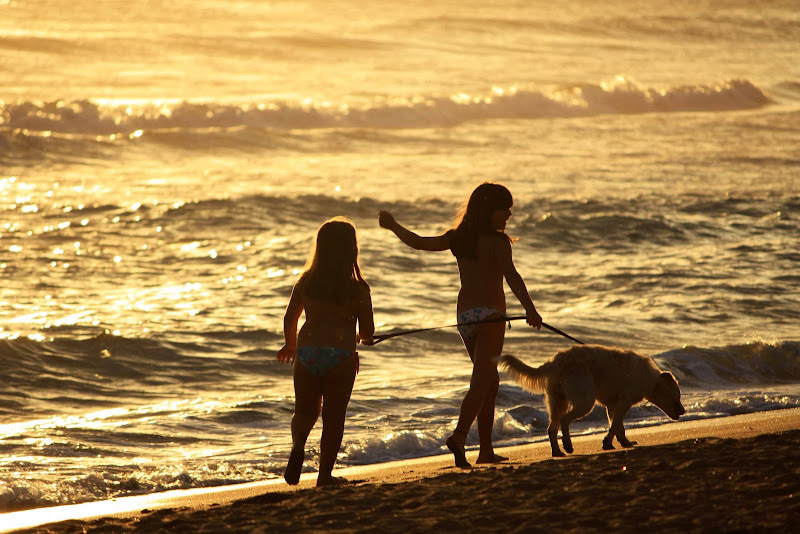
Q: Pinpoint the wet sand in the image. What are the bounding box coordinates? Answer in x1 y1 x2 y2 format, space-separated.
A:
6 408 800 533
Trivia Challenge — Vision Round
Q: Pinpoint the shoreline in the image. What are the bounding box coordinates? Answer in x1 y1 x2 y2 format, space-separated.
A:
4 408 800 533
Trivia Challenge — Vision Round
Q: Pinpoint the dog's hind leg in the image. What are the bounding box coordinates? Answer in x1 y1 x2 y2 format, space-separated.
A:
559 375 595 454
546 393 569 457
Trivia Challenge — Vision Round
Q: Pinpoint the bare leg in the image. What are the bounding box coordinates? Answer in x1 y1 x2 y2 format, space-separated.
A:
475 370 507 463
316 354 357 487
446 428 470 468
451 321 505 466
285 360 322 484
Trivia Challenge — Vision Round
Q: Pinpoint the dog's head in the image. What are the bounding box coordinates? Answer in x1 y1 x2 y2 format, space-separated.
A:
647 371 685 420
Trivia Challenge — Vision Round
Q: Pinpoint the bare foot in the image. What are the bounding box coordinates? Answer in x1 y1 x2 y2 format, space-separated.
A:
476 453 508 464
446 434 471 468
284 448 304 485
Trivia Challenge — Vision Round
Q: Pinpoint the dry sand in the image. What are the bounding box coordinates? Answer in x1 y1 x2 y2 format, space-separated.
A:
5 408 800 533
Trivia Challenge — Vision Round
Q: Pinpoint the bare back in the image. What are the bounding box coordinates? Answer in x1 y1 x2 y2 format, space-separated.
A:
455 233 508 314
296 281 371 351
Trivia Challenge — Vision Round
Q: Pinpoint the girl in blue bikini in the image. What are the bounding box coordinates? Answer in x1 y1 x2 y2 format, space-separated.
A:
277 217 374 486
379 182 541 467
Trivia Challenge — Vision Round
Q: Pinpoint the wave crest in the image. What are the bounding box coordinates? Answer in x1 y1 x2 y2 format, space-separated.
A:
0 78 770 137
657 341 800 387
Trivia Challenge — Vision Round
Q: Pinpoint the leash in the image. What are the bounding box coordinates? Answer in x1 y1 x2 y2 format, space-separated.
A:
371 315 584 345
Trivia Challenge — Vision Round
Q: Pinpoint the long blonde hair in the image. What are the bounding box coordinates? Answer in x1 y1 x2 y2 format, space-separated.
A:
300 217 368 304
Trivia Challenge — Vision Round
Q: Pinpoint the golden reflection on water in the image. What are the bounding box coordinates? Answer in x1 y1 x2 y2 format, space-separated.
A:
0 399 224 445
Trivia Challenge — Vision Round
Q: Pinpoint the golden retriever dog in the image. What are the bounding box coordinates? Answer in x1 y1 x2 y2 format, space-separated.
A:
497 345 685 457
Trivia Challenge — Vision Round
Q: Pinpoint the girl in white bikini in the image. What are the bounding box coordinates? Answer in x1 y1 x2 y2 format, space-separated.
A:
379 183 541 467
277 217 374 486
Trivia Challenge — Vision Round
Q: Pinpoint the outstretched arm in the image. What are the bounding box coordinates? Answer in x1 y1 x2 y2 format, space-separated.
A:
499 238 542 329
277 281 304 364
378 210 450 251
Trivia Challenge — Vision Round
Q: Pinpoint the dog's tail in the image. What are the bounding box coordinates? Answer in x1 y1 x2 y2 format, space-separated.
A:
496 354 550 394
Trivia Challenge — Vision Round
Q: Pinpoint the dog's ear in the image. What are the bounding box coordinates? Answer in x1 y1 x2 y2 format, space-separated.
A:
659 372 681 392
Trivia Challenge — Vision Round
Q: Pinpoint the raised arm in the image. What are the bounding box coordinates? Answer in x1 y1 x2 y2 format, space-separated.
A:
498 238 542 329
378 210 451 251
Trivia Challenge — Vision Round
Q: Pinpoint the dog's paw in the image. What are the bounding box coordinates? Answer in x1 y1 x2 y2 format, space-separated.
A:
620 439 638 448
562 441 573 454
602 440 615 450
551 449 566 457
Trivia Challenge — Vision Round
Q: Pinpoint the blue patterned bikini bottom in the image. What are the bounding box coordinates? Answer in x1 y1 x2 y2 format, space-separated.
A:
296 346 355 377
456 307 506 343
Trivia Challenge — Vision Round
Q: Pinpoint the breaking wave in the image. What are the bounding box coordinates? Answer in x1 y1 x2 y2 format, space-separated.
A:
1 78 770 139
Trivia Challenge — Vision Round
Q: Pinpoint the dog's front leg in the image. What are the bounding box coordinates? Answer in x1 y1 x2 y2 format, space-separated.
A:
603 401 636 449
560 420 573 454
602 405 616 450
610 401 637 448
617 428 637 448
602 429 615 450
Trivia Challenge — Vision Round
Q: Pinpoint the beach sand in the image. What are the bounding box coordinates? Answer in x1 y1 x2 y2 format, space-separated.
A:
6 408 800 533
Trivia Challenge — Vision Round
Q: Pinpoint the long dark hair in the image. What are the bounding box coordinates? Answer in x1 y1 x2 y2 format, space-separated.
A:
300 217 368 304
449 182 513 258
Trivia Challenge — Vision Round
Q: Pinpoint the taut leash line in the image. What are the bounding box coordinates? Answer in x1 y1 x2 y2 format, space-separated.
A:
371 315 584 345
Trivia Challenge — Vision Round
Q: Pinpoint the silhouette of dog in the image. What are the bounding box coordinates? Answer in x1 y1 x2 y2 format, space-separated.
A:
497 345 685 457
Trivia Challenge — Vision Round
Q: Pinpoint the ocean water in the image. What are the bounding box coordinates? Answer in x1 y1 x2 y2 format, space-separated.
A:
1 0 799 512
